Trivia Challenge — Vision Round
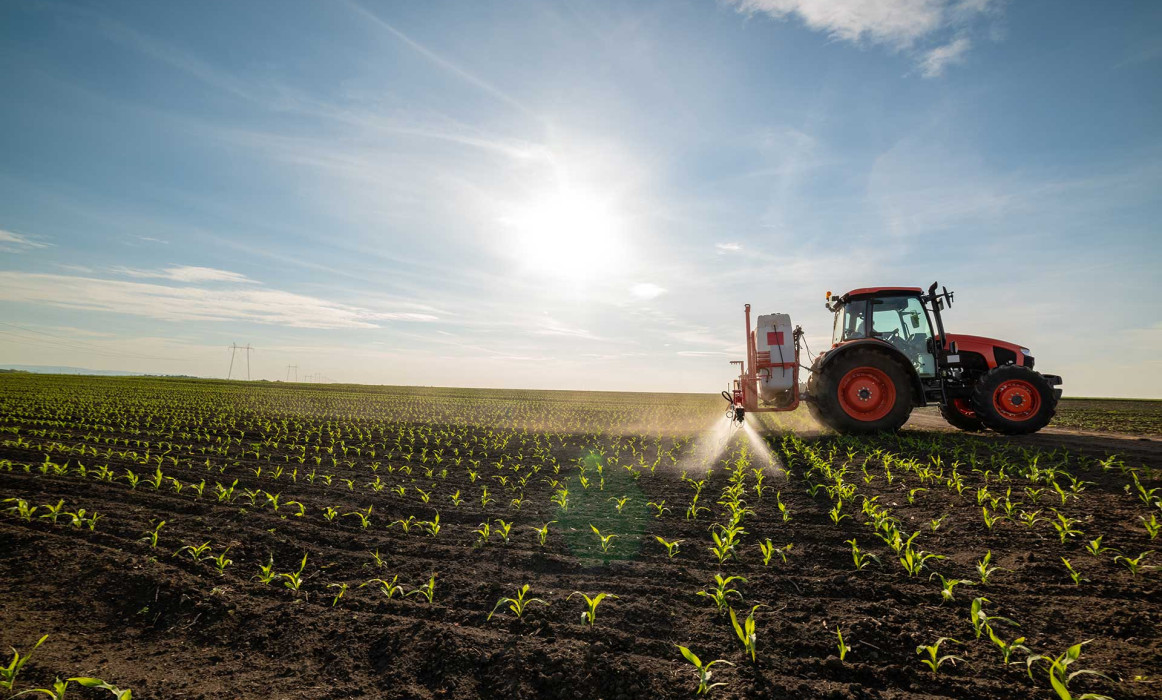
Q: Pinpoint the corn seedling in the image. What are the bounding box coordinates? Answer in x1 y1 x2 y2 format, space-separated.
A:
40 500 66 524
728 605 767 662
676 645 733 696
281 554 308 592
68 678 134 699
328 582 348 606
1113 550 1155 577
253 555 277 584
474 521 492 544
899 533 943 577
975 550 1008 585
591 524 617 553
1061 558 1088 586
139 520 165 549
1026 640 1113 700
344 506 373 528
3 498 37 521
647 500 670 518
568 591 617 627
987 625 1030 665
697 574 746 615
916 637 964 673
211 547 233 575
930 573 974 603
1051 510 1083 543
175 541 212 563
655 536 682 558
1084 536 1117 557
488 584 548 620
929 513 949 532
1141 514 1160 539
494 519 513 544
836 626 851 662
846 539 881 570
362 576 405 599
407 574 438 603
529 521 555 546
970 597 1017 638
2 634 48 692
609 496 629 514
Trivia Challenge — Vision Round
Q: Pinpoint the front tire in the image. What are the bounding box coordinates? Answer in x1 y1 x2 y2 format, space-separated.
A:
812 349 914 434
940 398 987 432
970 365 1056 435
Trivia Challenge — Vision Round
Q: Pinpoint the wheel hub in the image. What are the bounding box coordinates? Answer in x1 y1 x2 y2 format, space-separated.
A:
837 366 897 422
993 379 1041 421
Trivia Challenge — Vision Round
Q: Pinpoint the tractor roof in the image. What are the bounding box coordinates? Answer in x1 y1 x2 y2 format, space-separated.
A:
842 286 923 300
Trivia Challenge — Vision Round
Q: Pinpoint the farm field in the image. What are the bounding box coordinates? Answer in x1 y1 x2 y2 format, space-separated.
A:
1 374 1159 700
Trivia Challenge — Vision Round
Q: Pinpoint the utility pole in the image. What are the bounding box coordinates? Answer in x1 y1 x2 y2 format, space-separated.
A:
227 343 238 379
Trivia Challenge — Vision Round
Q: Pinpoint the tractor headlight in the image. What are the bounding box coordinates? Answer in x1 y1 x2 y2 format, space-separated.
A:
1020 347 1031 355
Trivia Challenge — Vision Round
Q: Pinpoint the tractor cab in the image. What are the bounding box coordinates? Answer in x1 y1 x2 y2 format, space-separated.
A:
827 287 937 378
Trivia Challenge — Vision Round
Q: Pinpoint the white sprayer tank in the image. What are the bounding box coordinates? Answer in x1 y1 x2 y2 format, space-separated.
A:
755 313 795 402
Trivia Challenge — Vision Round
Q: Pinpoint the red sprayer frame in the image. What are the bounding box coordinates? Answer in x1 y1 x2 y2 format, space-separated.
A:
726 304 801 421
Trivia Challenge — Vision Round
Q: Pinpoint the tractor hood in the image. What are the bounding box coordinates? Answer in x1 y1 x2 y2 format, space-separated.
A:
942 333 1029 368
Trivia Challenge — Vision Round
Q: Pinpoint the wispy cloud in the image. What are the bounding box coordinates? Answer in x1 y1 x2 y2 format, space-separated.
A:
729 0 997 75
113 265 255 284
919 36 972 77
715 242 742 254
0 272 438 329
0 229 50 252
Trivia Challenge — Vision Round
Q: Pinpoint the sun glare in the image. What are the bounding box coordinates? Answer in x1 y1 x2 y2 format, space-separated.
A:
500 188 626 281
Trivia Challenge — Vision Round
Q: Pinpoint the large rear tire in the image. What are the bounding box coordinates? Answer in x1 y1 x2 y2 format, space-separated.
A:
970 365 1056 435
940 398 987 432
812 349 914 434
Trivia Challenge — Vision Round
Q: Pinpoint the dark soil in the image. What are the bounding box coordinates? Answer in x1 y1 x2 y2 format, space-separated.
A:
0 376 1159 700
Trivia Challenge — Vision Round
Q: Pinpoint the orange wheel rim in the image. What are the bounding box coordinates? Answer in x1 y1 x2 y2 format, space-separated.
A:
953 398 976 418
992 379 1040 421
837 366 896 421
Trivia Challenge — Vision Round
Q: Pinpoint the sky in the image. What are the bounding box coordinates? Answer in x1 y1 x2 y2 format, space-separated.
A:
1 0 1160 397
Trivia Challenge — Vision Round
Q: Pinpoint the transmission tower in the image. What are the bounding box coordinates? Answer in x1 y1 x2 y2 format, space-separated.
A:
227 343 255 380
286 364 298 382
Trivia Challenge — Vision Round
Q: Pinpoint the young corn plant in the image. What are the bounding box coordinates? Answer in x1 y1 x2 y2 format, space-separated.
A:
344 506 373 529
845 539 881 571
930 573 974 603
970 597 1018 638
139 520 165 549
916 638 964 673
1 634 48 692
68 678 134 699
676 645 733 696
175 541 213 563
836 626 852 662
1140 514 1160 540
728 605 767 662
211 547 233 575
12 677 72 699
697 574 747 615
899 534 943 577
488 584 548 621
647 500 670 518
1084 536 1118 557
568 591 617 628
1061 558 1088 586
1026 640 1113 700
328 582 348 607
655 536 682 558
361 576 405 599
591 524 617 553
253 555 277 584
975 550 1008 585
280 554 308 592
987 625 1030 665
609 496 629 514
1113 550 1155 577
529 521 555 546
1051 510 1084 544
494 519 513 544
407 574 438 603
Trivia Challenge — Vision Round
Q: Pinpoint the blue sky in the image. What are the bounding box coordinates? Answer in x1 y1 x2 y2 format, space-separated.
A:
1 0 1160 396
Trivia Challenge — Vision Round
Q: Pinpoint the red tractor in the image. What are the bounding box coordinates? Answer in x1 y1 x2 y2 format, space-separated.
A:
725 282 1062 434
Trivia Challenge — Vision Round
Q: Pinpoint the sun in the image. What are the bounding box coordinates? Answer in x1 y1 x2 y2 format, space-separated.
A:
499 187 626 281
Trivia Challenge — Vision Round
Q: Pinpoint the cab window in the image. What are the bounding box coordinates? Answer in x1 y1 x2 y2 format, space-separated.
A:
832 300 869 344
871 296 935 376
